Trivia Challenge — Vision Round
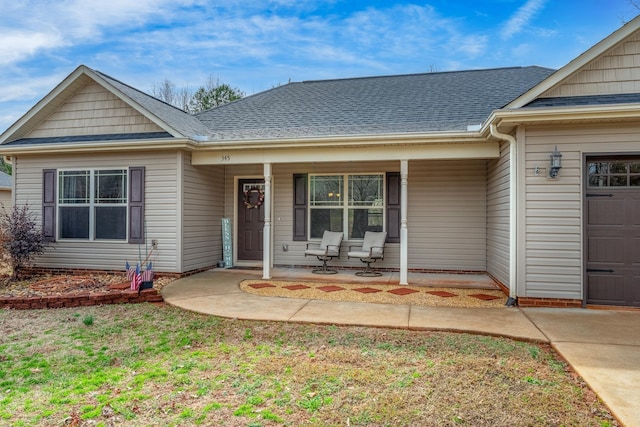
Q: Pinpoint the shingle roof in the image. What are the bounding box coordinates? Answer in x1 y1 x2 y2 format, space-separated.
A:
0 171 11 189
93 70 211 139
196 66 555 140
525 93 640 108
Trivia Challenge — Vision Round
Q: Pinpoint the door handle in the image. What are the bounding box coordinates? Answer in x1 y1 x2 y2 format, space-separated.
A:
586 268 614 273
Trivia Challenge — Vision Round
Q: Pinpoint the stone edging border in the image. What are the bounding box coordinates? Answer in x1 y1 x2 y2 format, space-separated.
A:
0 288 163 310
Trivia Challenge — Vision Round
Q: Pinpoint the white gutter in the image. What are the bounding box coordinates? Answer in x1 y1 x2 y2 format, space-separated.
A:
0 138 197 156
489 124 517 301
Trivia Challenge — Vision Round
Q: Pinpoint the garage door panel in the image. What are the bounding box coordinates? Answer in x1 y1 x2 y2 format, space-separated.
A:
587 237 625 263
587 274 626 305
634 200 640 226
587 199 624 225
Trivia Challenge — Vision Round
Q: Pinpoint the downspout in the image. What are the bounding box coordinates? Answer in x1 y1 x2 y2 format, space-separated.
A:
489 124 518 304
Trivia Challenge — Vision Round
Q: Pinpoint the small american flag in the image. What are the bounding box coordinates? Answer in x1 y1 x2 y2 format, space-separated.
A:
126 263 136 282
130 263 142 291
141 269 154 282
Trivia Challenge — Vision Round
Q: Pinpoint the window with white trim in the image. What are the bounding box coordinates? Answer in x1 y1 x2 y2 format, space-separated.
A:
58 169 127 240
309 174 384 239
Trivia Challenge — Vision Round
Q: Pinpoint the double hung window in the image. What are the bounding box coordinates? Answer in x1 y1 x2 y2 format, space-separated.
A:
58 169 127 240
309 174 384 239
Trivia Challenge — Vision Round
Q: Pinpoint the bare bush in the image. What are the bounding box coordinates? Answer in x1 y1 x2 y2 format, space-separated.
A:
0 204 48 280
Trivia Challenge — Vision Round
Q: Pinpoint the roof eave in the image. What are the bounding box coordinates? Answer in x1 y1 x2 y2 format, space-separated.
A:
196 131 486 150
487 103 640 131
0 137 197 156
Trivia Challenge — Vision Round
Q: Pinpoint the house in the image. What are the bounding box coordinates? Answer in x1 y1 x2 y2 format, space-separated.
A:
0 171 11 210
1 16 640 308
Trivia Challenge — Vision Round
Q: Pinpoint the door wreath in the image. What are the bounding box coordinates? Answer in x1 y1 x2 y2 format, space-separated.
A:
243 187 265 209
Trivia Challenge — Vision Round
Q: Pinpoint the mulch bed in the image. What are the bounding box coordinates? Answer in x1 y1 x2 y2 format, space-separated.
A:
0 273 175 298
241 279 508 308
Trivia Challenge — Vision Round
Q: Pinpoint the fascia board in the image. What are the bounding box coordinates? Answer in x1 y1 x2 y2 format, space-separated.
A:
195 131 485 151
491 104 640 127
0 138 197 156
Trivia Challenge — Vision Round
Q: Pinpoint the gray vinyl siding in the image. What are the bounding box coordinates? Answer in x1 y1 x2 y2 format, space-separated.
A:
486 142 511 287
224 160 488 271
270 162 401 269
522 123 640 299
13 151 180 273
182 152 224 271
407 159 487 271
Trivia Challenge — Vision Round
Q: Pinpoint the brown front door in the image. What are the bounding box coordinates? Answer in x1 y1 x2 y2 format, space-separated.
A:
585 157 640 307
237 179 265 261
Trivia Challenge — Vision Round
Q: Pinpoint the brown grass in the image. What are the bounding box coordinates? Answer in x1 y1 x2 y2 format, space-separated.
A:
0 304 618 426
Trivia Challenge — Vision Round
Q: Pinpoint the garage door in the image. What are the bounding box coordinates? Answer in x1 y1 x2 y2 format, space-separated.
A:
585 157 640 307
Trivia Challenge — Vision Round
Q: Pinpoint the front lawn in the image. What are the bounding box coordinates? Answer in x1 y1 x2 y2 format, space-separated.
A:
0 304 617 426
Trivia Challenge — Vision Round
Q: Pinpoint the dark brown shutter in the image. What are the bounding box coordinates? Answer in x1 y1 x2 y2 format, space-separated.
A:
386 172 401 243
42 169 56 242
128 166 145 244
293 173 307 241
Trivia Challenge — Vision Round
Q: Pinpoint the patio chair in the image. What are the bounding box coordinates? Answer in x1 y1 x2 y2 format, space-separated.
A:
347 231 387 276
304 230 343 274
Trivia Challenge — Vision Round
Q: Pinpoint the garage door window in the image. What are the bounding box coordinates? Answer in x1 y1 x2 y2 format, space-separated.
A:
587 160 640 187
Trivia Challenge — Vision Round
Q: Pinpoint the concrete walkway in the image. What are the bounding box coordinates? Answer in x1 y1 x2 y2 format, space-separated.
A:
162 269 640 427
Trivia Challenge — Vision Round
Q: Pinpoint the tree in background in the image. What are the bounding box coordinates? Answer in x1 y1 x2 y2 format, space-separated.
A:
151 79 192 112
0 157 11 175
150 76 244 114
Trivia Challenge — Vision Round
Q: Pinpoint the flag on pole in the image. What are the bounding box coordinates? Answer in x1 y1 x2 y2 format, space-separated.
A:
130 263 142 291
126 261 137 282
141 268 154 283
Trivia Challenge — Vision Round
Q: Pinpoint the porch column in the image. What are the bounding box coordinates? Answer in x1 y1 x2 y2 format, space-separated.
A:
400 160 409 285
262 163 272 279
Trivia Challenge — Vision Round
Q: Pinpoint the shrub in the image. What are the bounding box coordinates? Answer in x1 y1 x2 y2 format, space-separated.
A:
0 204 48 280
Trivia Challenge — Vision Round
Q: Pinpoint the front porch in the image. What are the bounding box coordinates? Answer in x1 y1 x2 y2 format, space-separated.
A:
247 266 502 290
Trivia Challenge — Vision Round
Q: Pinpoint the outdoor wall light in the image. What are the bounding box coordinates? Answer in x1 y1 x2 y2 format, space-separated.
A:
549 146 562 178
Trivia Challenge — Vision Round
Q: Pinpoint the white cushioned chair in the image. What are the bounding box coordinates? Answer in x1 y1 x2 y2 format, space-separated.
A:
347 231 387 276
304 230 343 274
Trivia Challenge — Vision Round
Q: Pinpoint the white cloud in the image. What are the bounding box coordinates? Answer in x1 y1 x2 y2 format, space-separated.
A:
452 34 488 57
0 0 202 66
501 0 547 39
0 32 65 65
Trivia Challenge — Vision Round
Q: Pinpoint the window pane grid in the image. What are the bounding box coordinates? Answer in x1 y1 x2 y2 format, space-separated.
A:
309 173 384 240
588 160 640 188
59 171 89 204
310 175 344 207
95 170 127 204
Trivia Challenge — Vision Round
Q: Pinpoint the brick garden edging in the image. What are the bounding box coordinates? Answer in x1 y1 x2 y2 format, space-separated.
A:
0 288 163 310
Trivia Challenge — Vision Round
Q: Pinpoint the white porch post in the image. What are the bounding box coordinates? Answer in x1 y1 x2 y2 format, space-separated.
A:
400 160 409 285
262 163 272 279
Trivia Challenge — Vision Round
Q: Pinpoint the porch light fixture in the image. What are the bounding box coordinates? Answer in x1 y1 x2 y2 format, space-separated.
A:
549 146 562 178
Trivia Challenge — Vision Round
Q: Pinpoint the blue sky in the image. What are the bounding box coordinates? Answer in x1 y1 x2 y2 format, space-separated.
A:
0 0 638 132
